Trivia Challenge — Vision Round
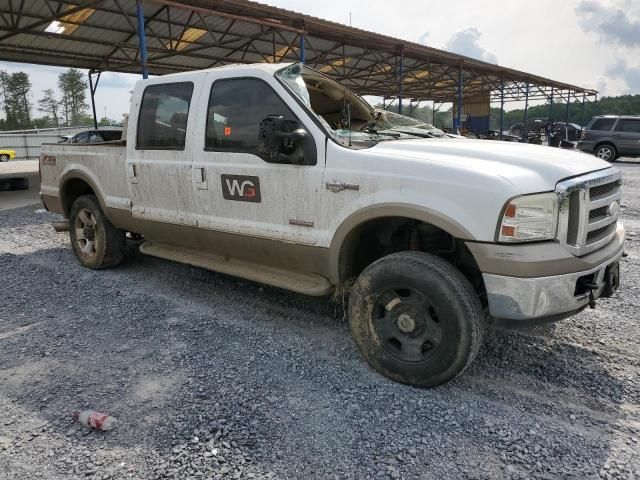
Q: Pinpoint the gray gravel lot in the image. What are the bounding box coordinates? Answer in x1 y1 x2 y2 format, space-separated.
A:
1 162 639 480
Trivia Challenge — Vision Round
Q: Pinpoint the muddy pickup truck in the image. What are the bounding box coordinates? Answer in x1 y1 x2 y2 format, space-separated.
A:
39 63 624 387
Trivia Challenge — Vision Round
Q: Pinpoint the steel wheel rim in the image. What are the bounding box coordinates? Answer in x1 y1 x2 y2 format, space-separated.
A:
0 155 8 162
597 147 613 160
74 208 98 257
370 287 444 363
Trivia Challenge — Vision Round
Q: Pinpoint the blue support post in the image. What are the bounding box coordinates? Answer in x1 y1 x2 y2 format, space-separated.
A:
548 89 554 146
398 46 404 114
299 34 305 64
499 80 505 140
522 83 530 142
136 0 148 79
456 66 463 132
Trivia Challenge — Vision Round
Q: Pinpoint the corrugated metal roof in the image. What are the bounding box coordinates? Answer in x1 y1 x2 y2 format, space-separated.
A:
0 0 596 102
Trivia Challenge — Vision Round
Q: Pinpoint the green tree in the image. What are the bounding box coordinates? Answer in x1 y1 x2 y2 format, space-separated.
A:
0 71 32 129
58 68 88 126
98 116 120 126
37 88 60 127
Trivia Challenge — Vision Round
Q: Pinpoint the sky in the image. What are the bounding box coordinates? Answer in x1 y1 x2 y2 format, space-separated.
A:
0 0 639 121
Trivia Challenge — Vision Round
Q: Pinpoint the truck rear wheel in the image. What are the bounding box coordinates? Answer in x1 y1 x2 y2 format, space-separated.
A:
348 251 485 387
69 195 125 269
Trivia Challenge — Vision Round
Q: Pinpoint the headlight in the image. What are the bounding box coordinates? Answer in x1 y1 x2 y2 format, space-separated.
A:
498 192 559 242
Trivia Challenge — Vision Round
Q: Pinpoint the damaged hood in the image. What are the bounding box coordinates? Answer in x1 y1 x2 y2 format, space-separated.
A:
372 137 611 193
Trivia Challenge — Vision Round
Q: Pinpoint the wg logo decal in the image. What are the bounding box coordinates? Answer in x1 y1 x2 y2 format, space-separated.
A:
221 174 261 203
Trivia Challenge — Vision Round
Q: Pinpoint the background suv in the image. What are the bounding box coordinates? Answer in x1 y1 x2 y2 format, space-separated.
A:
578 115 640 161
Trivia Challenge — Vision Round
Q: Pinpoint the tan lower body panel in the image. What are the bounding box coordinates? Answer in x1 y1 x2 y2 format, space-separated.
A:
133 218 333 280
139 241 334 296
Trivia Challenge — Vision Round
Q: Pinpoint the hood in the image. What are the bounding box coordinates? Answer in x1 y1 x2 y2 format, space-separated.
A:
372 137 611 193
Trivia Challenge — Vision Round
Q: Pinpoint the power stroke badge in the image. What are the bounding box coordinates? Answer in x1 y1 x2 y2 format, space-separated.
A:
221 174 261 203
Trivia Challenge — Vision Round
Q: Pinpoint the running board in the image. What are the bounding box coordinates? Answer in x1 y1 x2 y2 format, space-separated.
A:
139 241 333 296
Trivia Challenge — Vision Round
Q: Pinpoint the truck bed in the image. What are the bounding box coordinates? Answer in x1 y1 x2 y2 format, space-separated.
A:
39 141 131 219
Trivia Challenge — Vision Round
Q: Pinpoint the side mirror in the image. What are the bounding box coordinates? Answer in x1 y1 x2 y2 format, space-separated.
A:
258 116 313 165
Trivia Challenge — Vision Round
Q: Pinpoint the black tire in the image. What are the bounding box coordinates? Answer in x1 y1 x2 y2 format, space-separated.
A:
69 195 125 269
0 177 28 191
349 251 485 387
594 143 617 162
0 154 9 162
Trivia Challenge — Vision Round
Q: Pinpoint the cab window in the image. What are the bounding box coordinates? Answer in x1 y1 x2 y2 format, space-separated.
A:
205 78 315 165
137 82 194 150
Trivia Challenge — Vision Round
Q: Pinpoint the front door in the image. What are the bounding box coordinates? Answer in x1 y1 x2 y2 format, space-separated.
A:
190 73 326 269
126 81 201 247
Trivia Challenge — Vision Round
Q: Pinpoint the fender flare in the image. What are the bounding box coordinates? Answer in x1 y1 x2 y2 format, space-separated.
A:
59 169 114 223
327 203 475 284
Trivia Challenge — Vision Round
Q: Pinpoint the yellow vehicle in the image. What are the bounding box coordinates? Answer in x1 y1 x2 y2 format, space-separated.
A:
0 149 16 162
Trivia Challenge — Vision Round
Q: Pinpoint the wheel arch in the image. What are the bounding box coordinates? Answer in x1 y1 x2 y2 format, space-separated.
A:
328 203 475 285
594 140 617 154
59 170 113 222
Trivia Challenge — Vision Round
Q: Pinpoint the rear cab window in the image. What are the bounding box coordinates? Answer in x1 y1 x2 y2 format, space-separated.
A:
589 118 617 131
137 82 194 150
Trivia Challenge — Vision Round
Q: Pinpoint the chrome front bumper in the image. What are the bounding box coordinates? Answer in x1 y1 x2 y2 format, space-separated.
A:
483 248 623 322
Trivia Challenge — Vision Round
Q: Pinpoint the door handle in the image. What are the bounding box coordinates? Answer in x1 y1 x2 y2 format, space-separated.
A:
326 181 359 193
126 163 138 184
193 167 207 190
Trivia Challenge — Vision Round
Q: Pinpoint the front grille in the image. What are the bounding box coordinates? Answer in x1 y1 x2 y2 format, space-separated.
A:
588 205 608 221
556 168 621 256
586 223 616 242
589 180 620 200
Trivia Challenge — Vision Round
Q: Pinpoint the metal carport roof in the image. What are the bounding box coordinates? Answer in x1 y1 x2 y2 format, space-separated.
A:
0 0 596 107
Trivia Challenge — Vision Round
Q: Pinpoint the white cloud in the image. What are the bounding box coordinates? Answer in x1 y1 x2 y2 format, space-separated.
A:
606 59 640 93
576 0 640 47
443 27 498 64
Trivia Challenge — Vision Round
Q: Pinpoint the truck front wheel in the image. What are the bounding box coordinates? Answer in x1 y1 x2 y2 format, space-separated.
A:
69 195 125 269
349 251 485 387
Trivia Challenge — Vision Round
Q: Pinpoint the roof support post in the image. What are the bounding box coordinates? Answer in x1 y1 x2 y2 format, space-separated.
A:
136 0 149 79
522 82 530 143
580 92 586 127
456 66 463 133
398 45 404 114
565 90 571 124
88 70 101 130
299 34 305 63
548 89 554 146
499 79 505 140
594 93 598 115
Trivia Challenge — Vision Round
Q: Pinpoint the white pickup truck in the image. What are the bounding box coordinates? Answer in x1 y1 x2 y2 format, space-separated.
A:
39 63 624 387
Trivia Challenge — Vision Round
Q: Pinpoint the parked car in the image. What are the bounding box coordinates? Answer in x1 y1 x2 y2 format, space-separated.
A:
476 130 521 142
39 63 624 387
510 117 554 138
60 129 123 144
0 148 16 162
578 115 640 161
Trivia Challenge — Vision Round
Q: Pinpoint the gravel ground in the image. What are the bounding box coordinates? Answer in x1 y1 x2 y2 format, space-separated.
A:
1 163 639 480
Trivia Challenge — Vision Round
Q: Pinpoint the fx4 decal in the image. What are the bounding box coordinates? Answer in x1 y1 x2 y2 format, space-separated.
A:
221 174 261 203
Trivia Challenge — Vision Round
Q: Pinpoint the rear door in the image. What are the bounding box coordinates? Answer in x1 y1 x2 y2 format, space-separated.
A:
126 80 201 239
613 118 640 155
